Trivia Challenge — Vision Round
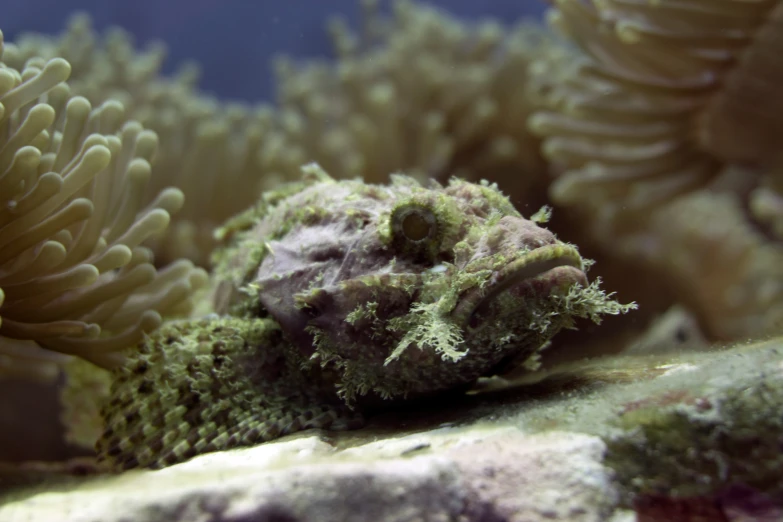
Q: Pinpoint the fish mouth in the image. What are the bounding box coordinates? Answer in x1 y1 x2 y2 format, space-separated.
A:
451 244 587 328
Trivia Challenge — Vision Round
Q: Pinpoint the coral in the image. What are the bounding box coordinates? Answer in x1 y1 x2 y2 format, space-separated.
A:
97 168 633 470
1 14 175 113
698 2 783 169
2 1 560 268
3 16 280 267
0 30 207 380
523 0 783 342
268 0 553 208
611 190 783 339
528 0 781 221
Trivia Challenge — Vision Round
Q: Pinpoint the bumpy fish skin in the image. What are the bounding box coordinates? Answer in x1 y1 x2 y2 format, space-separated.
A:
97 165 632 470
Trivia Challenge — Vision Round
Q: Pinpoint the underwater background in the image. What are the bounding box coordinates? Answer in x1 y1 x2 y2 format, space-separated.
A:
4 0 548 100
2 2 783 513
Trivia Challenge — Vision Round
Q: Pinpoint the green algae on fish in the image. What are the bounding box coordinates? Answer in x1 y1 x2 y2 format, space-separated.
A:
97 164 634 470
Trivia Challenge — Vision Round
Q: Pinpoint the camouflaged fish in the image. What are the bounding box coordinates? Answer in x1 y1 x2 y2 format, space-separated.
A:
96 164 634 470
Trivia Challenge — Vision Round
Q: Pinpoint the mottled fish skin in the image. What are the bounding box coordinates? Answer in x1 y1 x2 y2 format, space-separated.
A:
97 165 633 470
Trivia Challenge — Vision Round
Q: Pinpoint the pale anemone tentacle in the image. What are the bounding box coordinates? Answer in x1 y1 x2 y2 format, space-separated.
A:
1 2 560 267
528 0 781 223
267 0 554 214
0 30 208 380
2 16 277 267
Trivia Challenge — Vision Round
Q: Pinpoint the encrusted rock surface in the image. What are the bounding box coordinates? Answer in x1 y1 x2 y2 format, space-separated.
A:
1 429 622 522
3 339 783 521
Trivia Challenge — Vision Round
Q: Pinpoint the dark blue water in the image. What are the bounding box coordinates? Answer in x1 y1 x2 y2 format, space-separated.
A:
3 0 547 101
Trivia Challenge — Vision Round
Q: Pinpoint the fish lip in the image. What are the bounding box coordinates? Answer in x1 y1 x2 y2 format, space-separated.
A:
451 244 587 327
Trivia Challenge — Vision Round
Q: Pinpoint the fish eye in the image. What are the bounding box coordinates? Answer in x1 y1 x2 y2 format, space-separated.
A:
392 204 438 243
390 202 441 260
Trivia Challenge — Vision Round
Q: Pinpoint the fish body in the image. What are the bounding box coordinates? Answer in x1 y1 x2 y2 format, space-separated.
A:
97 165 631 470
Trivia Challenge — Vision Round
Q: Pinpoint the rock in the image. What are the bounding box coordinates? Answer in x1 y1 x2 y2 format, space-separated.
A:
605 340 783 501
0 428 623 522
3 339 783 521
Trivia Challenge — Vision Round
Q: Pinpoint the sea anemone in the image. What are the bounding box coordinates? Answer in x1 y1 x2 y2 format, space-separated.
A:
613 189 783 340
3 16 278 267
267 0 552 209
2 1 558 268
529 0 781 226
522 0 783 342
0 31 207 380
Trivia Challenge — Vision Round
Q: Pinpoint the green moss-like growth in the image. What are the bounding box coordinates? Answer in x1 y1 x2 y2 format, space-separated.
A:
92 170 633 470
604 341 783 501
59 358 113 450
97 316 362 470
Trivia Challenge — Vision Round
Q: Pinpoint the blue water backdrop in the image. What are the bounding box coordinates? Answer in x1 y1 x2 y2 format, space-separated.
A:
3 0 547 101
